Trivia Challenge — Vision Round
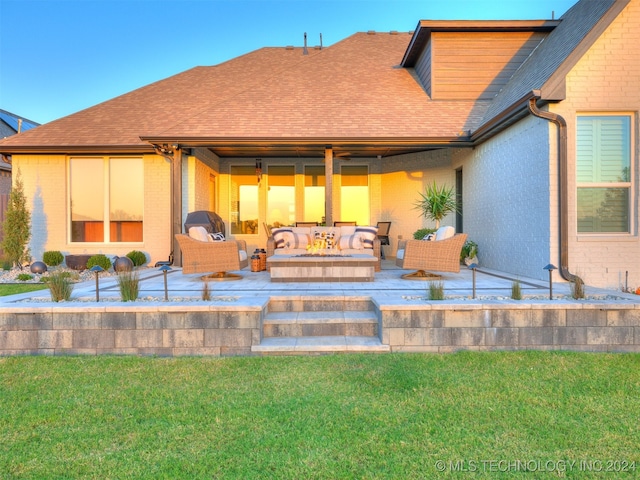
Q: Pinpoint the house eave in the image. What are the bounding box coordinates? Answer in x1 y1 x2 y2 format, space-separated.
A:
0 144 155 155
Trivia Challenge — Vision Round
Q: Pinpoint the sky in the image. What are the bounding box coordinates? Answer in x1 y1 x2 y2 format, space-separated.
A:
1 0 577 125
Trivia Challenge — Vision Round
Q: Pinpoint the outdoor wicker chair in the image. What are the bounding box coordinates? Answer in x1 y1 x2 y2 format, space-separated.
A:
175 234 248 280
395 233 467 279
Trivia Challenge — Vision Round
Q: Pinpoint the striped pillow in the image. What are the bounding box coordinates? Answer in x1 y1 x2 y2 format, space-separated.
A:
338 234 363 250
272 228 293 248
355 226 378 249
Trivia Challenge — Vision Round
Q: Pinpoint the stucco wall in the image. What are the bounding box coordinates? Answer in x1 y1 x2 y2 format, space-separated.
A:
14 154 171 267
551 0 640 290
454 116 553 282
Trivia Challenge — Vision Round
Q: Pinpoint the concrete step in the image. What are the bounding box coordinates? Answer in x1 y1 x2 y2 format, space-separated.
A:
263 310 378 337
252 336 390 354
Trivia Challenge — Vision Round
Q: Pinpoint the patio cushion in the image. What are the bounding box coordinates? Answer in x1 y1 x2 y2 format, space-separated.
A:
355 226 378 248
435 226 455 241
189 226 211 242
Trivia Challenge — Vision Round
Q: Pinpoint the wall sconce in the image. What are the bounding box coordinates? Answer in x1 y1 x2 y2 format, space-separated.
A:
256 159 262 184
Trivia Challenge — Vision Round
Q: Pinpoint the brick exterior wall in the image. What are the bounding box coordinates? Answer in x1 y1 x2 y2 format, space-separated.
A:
13 154 171 266
550 0 640 290
453 116 553 282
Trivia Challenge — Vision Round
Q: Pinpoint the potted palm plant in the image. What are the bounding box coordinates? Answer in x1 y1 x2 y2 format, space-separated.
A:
413 181 459 229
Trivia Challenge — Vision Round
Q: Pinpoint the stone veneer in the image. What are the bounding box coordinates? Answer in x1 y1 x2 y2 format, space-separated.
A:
1 298 640 356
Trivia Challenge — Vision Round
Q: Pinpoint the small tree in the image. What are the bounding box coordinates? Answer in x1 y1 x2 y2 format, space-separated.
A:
413 181 459 229
1 169 31 268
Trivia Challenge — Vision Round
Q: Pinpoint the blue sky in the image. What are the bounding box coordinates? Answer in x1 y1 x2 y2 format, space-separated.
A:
1 0 577 125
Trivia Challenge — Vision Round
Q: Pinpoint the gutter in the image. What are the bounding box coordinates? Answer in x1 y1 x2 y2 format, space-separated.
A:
527 93 577 282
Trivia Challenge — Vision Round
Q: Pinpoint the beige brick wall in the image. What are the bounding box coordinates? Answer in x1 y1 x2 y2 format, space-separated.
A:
14 154 171 266
552 0 640 290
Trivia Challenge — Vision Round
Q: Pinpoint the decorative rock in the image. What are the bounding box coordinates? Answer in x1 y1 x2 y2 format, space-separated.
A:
113 256 134 272
65 254 93 271
30 261 47 274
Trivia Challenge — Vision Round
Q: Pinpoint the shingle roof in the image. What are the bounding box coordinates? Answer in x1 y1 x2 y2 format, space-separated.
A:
0 0 627 154
0 32 486 153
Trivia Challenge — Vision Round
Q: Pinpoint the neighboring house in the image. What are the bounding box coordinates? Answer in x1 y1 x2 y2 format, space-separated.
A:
0 0 637 290
0 109 39 193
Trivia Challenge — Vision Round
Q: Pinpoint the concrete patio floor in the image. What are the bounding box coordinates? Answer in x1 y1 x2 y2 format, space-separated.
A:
0 258 635 305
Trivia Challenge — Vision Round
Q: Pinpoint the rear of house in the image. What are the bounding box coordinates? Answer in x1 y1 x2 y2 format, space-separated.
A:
0 0 638 291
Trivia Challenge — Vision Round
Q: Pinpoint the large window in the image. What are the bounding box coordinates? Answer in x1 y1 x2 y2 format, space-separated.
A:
304 165 325 223
70 157 143 242
230 166 259 234
267 165 295 228
577 115 632 233
340 165 369 226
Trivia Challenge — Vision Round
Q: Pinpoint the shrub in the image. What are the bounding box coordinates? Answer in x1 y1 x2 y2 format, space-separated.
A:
511 280 522 300
17 273 33 282
48 271 74 302
571 275 585 299
412 228 436 240
202 282 211 301
87 254 112 271
1 169 31 268
126 250 147 267
117 271 139 302
428 281 445 300
43 250 64 267
461 240 478 262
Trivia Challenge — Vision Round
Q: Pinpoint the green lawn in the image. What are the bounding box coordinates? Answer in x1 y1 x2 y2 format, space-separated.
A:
0 283 48 296
2 352 639 478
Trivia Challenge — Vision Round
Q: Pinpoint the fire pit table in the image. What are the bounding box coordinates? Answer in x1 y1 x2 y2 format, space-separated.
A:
266 254 377 282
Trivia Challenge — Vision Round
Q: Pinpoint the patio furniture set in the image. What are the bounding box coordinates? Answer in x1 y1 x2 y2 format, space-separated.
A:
175 212 466 282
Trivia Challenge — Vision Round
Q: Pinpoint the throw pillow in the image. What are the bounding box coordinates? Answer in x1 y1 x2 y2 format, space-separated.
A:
423 233 435 241
435 226 455 241
314 230 337 249
354 226 378 249
293 232 310 249
272 228 293 248
209 232 225 242
188 226 211 242
338 234 363 250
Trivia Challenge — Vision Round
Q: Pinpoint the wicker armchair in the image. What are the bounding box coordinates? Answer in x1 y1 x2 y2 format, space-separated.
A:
395 233 467 279
175 234 248 279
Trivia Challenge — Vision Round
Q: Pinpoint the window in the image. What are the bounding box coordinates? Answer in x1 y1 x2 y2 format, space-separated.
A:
70 157 143 242
230 166 258 234
340 165 369 225
304 165 325 223
577 115 632 233
267 166 295 228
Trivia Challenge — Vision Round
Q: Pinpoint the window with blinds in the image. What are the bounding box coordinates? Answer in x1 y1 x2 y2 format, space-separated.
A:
576 115 632 233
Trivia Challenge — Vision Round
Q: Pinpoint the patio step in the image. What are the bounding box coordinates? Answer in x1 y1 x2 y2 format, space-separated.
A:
252 336 390 354
262 310 378 338
252 297 389 354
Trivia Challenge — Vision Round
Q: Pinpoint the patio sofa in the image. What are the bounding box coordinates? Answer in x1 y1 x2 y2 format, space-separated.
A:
395 226 467 279
266 225 381 271
175 226 249 276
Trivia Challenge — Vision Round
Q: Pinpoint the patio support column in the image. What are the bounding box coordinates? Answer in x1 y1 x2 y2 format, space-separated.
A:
324 146 333 226
172 146 183 266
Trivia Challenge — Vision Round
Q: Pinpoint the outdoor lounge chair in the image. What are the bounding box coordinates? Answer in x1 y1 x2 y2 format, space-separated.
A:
175 233 248 280
395 232 467 280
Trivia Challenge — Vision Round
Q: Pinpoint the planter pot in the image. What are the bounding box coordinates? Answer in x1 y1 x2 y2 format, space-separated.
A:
65 254 93 271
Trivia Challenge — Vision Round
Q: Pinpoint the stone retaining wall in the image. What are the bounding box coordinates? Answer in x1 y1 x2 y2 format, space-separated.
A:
376 301 640 353
1 299 640 356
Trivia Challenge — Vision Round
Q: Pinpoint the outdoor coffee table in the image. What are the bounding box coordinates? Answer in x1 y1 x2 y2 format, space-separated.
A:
267 254 377 282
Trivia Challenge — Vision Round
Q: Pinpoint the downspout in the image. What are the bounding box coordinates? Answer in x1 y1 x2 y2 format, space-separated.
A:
153 143 182 267
527 95 577 282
